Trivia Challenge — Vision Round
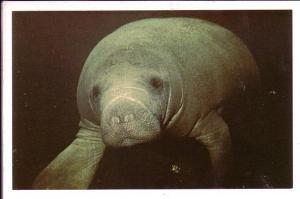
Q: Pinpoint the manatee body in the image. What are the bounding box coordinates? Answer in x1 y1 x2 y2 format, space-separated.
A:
33 18 260 189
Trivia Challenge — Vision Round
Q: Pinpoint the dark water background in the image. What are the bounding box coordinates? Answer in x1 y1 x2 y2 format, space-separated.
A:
12 11 292 189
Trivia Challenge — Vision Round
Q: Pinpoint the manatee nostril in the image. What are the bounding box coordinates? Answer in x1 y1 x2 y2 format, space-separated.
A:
124 114 135 122
110 114 134 125
111 116 121 125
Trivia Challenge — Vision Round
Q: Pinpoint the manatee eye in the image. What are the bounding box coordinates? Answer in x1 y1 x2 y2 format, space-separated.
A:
150 77 163 90
91 85 101 100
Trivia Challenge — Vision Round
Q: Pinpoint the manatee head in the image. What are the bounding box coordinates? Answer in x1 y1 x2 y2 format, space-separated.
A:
88 62 170 147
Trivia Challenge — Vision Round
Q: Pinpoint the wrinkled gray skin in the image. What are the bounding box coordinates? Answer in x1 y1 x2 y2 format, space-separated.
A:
33 18 260 189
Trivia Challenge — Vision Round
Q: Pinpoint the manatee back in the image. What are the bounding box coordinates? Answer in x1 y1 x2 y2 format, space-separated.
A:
77 18 260 125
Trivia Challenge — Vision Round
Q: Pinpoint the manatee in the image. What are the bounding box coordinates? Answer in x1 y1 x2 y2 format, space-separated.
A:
33 17 260 189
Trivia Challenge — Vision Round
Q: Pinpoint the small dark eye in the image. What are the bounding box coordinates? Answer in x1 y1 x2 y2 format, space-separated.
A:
91 86 101 100
150 77 163 89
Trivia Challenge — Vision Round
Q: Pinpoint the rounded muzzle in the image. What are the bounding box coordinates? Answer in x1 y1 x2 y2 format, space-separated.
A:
103 96 148 126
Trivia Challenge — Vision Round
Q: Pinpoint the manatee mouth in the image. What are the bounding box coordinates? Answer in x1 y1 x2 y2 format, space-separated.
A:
100 96 161 147
115 136 151 147
101 116 161 147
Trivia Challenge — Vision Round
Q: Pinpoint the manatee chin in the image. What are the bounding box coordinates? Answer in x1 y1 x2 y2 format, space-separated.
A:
100 96 161 147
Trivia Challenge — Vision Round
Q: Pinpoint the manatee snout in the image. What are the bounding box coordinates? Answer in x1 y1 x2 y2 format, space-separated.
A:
100 87 161 147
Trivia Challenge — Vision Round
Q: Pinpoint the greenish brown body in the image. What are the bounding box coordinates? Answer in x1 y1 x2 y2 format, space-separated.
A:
33 17 260 189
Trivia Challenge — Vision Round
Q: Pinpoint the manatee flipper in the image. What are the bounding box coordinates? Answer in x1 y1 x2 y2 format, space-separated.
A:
33 120 105 189
189 110 232 187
